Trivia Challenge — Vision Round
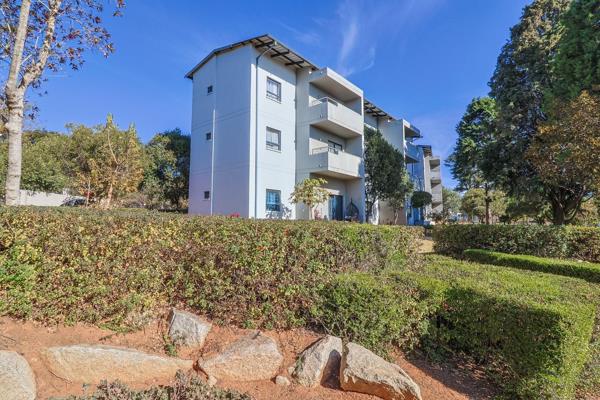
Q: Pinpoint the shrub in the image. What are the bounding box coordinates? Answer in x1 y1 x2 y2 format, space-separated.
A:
463 249 600 283
433 224 600 262
311 272 438 356
57 371 252 399
402 255 599 400
0 207 421 329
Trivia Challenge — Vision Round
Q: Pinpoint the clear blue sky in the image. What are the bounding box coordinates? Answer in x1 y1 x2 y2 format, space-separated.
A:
28 0 530 188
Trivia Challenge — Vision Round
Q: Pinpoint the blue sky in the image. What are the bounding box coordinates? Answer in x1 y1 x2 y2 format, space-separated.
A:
28 0 530 188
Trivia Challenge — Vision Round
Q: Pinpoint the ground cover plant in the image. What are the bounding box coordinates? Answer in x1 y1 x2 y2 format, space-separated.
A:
463 249 600 283
433 224 600 262
0 207 421 330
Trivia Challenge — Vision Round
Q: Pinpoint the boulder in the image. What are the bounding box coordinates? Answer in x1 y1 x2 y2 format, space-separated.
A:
275 375 291 386
292 335 342 387
0 351 36 400
340 342 421 400
43 344 193 383
198 332 283 381
168 309 212 347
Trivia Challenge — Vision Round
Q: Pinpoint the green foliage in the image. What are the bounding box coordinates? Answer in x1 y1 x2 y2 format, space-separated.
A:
446 97 498 191
364 127 413 220
460 188 507 222
551 0 600 101
311 272 438 356
56 371 252 399
289 178 329 219
0 207 421 329
406 255 599 399
142 129 190 210
410 191 432 209
463 249 600 283
433 224 600 262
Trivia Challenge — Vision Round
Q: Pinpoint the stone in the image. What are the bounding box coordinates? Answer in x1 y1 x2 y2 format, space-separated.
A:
292 335 342 388
198 332 283 381
168 309 212 347
0 351 36 400
207 375 218 387
275 375 291 386
340 342 421 400
43 345 193 383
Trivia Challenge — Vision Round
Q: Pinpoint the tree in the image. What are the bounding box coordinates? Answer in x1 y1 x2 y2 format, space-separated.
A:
411 191 432 209
143 129 190 210
461 188 507 223
447 97 499 224
441 187 461 222
289 178 329 220
551 0 600 101
68 115 144 208
526 91 600 224
364 127 413 220
1 0 124 205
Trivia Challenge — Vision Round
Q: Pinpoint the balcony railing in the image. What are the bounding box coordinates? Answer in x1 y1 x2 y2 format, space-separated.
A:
308 97 363 138
405 142 420 163
308 146 361 179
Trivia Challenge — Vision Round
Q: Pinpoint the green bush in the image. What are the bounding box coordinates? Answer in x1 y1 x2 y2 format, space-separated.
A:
433 224 600 262
463 249 600 283
402 255 599 400
311 272 439 356
0 207 421 329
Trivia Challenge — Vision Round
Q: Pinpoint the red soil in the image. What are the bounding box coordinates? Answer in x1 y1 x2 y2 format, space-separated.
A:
0 316 497 399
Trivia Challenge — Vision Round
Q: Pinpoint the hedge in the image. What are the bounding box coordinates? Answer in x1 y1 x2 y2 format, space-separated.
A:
433 224 600 262
398 255 599 400
463 249 600 283
0 207 421 329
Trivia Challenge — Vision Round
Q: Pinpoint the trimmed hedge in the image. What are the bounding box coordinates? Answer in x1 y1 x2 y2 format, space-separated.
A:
399 255 599 400
433 224 600 262
463 249 600 283
0 207 421 329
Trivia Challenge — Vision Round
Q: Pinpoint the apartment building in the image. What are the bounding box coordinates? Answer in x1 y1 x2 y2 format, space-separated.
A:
186 34 442 224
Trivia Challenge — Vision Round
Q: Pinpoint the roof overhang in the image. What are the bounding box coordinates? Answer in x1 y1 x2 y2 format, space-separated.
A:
363 99 395 119
185 34 319 79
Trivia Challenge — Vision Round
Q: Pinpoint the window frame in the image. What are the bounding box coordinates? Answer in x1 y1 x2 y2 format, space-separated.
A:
265 189 281 212
207 85 213 95
203 191 210 200
266 77 281 102
266 127 281 151
206 132 212 141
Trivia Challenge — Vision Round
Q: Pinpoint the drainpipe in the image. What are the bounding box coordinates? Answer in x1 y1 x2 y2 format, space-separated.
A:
253 42 277 218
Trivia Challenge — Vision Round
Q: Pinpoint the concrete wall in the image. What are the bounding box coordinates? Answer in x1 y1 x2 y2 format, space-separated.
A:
18 190 84 207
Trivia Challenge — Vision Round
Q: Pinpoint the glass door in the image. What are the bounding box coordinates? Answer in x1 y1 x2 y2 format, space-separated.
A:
328 195 344 221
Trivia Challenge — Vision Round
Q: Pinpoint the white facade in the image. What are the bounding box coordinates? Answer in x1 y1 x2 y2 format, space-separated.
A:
187 35 441 224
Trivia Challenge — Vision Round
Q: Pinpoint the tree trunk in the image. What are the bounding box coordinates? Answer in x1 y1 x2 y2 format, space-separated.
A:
484 184 491 225
3 0 32 205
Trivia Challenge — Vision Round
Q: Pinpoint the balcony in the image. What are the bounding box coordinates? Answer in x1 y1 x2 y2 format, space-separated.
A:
308 68 362 102
308 97 363 138
430 169 441 184
431 189 443 205
308 146 361 180
405 142 420 163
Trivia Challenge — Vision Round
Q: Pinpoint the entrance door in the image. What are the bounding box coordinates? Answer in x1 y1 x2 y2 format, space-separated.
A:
329 195 344 221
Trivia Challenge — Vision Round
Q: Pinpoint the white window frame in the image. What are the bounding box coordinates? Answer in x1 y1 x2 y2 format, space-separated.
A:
266 77 281 102
266 127 281 151
266 189 281 212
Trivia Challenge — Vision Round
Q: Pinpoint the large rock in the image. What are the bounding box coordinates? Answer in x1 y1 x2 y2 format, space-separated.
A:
293 335 342 387
168 309 212 347
198 332 283 381
340 342 421 400
0 351 36 400
43 345 193 383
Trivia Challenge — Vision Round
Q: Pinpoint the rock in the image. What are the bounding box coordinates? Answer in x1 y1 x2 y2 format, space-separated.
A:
275 375 291 386
293 335 342 388
0 351 36 400
340 342 421 400
168 309 212 347
198 332 283 381
207 375 218 387
43 345 193 383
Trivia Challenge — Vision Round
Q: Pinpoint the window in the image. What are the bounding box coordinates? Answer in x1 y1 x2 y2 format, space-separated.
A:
207 85 213 94
266 189 281 212
266 127 281 151
204 191 210 200
328 140 343 153
266 77 281 101
206 132 212 141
